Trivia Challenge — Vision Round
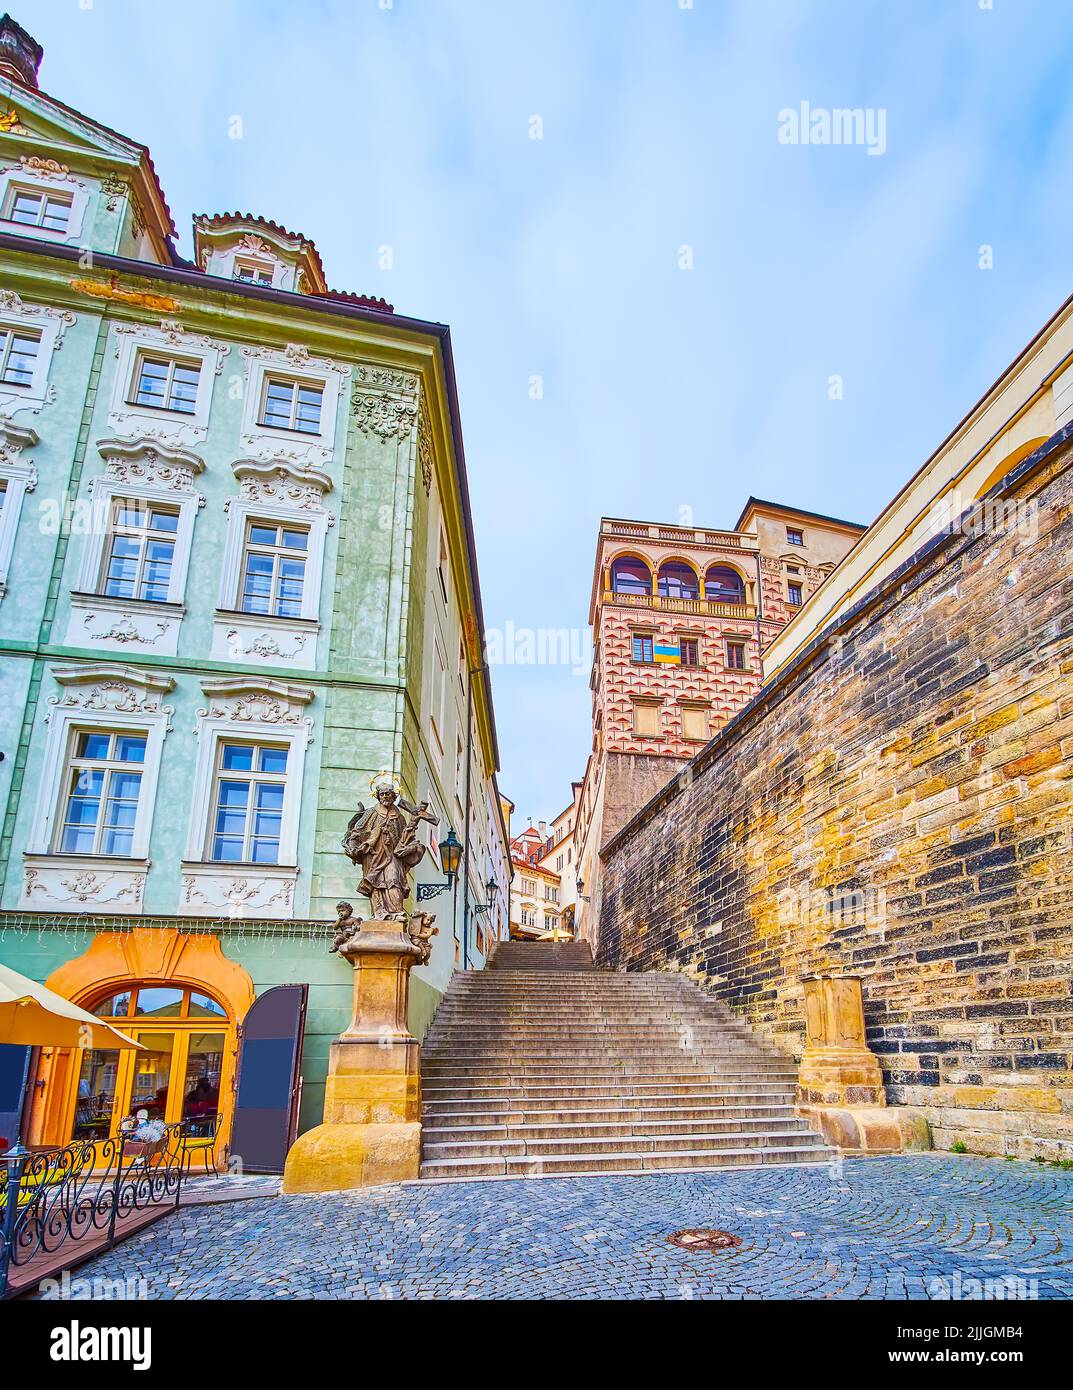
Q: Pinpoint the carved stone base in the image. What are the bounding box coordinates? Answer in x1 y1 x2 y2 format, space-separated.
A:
796 974 887 1108
281 1121 421 1193
282 916 424 1194
798 1104 932 1154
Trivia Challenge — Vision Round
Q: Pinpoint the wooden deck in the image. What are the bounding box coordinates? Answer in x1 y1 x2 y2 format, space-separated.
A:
6 1196 178 1297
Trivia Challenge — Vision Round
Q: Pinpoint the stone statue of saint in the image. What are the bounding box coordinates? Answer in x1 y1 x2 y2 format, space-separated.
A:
341 783 437 922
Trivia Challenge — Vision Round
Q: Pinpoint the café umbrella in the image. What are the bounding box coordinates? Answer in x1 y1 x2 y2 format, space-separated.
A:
0 962 142 1050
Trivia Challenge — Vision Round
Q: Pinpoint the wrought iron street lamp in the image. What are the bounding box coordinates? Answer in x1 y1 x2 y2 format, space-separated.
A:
416 828 462 901
472 876 499 917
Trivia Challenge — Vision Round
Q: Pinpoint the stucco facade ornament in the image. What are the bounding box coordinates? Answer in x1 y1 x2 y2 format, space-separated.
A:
0 416 38 469
231 458 333 516
182 872 295 913
14 154 73 180
25 864 146 907
101 173 127 210
97 436 206 498
82 611 169 646
354 365 419 395
225 627 309 661
351 387 419 441
0 289 75 342
47 663 176 725
417 395 434 496
197 677 315 743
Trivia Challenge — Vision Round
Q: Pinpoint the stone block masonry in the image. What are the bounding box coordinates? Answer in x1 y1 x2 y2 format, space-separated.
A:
596 432 1073 1160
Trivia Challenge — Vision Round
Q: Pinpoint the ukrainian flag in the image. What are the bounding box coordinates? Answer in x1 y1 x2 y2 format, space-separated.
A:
654 640 680 665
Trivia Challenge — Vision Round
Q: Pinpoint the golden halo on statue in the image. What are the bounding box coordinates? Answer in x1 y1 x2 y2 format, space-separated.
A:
369 769 402 797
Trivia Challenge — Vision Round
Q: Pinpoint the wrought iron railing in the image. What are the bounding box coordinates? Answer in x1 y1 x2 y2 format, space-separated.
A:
0 1124 187 1298
601 591 757 620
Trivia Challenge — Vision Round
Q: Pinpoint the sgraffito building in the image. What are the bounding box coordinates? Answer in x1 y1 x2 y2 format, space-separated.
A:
0 15 505 1167
573 501 864 939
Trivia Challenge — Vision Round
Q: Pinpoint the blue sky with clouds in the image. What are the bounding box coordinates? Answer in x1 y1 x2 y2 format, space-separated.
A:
23 0 1073 822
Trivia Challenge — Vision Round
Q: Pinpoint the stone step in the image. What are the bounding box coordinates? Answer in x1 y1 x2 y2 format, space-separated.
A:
418 1143 834 1180
421 1102 799 1128
423 1113 806 1143
420 959 826 1180
422 1082 797 1104
422 1095 800 1117
423 1127 822 1161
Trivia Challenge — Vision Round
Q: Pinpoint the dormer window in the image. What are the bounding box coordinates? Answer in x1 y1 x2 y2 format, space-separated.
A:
3 185 72 233
232 259 274 287
259 376 323 434
0 327 40 387
131 353 201 415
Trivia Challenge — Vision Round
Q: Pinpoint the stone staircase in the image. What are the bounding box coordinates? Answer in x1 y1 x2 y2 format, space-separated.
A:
419 940 835 1179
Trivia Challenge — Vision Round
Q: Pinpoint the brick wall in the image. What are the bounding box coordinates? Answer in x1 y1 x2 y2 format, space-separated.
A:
596 436 1073 1159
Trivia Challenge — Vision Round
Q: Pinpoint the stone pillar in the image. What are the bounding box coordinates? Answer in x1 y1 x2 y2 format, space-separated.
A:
797 975 885 1107
282 920 423 1194
796 975 931 1154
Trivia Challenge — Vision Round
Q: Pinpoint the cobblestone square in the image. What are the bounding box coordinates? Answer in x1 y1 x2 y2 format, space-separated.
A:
58 1155 1073 1301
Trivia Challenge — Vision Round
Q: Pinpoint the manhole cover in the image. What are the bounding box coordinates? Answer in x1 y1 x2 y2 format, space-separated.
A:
667 1228 742 1252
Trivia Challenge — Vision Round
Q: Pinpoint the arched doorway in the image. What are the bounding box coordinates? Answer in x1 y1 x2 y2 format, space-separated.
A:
68 983 232 1148
31 929 254 1166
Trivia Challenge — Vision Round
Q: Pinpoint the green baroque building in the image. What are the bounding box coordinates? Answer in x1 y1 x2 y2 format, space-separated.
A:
0 15 509 1162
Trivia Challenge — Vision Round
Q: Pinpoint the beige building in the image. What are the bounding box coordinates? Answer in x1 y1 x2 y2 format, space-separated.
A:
763 289 1073 679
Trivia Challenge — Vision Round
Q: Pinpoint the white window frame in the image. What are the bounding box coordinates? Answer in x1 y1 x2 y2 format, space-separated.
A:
231 255 276 287
128 349 203 417
185 679 314 867
110 320 228 445
0 419 37 601
0 165 90 246
202 736 293 866
74 439 205 606
238 345 347 467
53 727 151 858
25 664 174 860
0 289 75 415
218 499 328 624
257 374 325 435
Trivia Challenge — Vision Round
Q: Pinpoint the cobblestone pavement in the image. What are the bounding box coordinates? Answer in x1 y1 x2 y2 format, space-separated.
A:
56 1155 1073 1300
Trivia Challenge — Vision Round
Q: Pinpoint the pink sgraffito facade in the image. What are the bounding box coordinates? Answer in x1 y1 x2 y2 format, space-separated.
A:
588 513 855 760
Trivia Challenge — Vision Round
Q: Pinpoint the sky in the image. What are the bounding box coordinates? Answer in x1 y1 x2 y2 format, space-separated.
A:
20 0 1073 824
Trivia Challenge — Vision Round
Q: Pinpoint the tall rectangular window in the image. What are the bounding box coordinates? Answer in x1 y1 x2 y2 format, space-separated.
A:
209 742 289 864
431 639 447 753
58 730 146 856
259 377 323 434
5 187 72 232
680 705 709 742
726 640 746 670
632 701 661 737
0 327 40 386
239 521 308 617
679 638 699 667
632 635 654 664
101 499 179 602
437 526 450 603
787 582 803 606
131 355 200 414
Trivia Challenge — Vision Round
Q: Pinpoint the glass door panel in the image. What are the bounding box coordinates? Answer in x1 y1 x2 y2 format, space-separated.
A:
71 1049 121 1143
181 1033 225 1137
126 1032 175 1121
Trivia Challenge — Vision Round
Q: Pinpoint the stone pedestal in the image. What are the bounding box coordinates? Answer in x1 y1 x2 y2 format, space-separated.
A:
282 919 423 1194
796 974 931 1154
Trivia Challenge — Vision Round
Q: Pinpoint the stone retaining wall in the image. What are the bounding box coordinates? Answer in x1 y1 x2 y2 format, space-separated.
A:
596 432 1073 1159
